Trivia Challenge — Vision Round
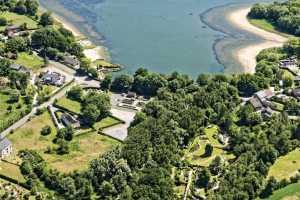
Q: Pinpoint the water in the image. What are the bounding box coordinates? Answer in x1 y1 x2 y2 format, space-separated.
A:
39 0 277 77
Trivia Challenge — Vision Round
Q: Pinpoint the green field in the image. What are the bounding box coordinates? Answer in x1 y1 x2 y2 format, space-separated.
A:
55 96 82 114
261 181 300 200
184 126 234 167
14 52 44 71
8 111 119 173
0 92 28 133
0 161 25 183
0 12 38 32
268 148 300 180
93 116 122 130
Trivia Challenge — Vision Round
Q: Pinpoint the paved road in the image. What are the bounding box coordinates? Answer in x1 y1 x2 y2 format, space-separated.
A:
183 170 193 200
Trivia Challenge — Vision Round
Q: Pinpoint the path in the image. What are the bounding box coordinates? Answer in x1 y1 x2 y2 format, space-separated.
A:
183 170 193 200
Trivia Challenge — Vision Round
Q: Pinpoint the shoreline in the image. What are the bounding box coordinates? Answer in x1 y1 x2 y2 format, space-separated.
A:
50 11 108 62
227 7 288 74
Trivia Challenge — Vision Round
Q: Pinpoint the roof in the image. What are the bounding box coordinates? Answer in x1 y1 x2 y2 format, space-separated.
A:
293 88 300 97
255 89 275 101
10 63 22 70
6 25 20 31
0 138 11 151
61 113 80 128
63 56 79 66
294 76 300 81
42 72 63 84
249 97 263 110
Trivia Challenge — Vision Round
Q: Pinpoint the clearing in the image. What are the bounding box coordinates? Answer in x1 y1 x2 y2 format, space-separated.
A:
0 12 38 32
8 111 120 173
55 96 81 114
268 148 300 180
259 181 300 200
184 126 234 167
14 52 44 72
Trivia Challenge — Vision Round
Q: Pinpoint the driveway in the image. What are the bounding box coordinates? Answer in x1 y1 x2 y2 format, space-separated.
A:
102 108 136 141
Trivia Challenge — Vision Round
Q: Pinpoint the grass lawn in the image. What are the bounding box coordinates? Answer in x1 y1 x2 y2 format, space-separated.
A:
14 52 44 72
0 161 25 183
55 96 81 114
258 181 300 200
184 126 235 167
0 12 38 32
93 116 123 130
46 131 119 173
0 92 28 133
8 111 119 173
249 18 293 38
94 60 120 68
268 148 300 180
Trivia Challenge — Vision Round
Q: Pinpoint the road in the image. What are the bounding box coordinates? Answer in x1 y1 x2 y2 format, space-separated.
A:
0 61 101 138
183 170 193 200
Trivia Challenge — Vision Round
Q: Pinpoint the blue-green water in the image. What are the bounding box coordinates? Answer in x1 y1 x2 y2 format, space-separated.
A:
39 0 277 77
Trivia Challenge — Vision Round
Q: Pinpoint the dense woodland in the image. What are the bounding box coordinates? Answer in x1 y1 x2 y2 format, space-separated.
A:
249 0 300 36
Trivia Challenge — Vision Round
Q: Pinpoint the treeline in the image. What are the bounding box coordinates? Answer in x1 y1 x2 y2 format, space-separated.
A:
249 0 300 36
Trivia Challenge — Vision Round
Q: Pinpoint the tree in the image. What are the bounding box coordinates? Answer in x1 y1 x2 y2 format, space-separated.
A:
195 168 211 188
67 85 83 101
197 73 210 86
41 125 51 136
39 12 54 27
5 37 29 53
56 139 69 154
0 17 7 26
82 104 100 126
25 0 38 16
209 156 222 175
204 143 213 157
100 74 112 91
260 177 277 198
111 74 133 92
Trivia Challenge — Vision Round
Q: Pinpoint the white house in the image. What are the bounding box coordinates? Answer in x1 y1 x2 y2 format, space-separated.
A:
0 138 12 159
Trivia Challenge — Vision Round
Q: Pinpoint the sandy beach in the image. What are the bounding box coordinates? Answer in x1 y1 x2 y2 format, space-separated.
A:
227 7 288 74
52 13 108 61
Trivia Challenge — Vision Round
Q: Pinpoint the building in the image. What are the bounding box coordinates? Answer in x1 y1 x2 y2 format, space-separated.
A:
249 97 263 111
61 113 80 129
292 88 300 98
9 64 32 76
0 138 12 159
126 92 137 98
63 55 80 69
279 58 298 68
254 88 275 103
41 71 65 86
5 25 21 38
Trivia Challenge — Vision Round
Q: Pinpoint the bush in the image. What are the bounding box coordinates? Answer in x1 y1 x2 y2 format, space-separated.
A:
0 17 7 26
41 125 51 136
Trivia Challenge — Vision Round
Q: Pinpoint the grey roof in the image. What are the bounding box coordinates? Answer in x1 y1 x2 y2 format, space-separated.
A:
255 89 274 101
293 88 300 97
294 76 300 81
249 97 263 110
10 63 22 70
64 56 79 66
0 138 11 151
42 72 62 84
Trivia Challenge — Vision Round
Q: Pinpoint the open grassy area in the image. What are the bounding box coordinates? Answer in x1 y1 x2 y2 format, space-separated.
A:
184 126 234 167
8 111 119 173
55 96 81 114
93 116 123 130
0 161 25 183
0 92 28 133
268 148 300 180
14 52 44 72
249 18 293 38
46 131 119 173
258 181 300 200
0 12 38 32
94 60 120 68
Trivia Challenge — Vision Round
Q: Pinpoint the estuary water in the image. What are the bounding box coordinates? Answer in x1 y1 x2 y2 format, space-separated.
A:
39 0 277 77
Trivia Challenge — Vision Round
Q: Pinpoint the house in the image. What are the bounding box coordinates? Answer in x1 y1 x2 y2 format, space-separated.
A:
0 138 12 159
61 113 80 129
294 76 300 83
262 107 275 118
63 55 80 69
9 64 32 76
5 25 21 38
279 59 298 68
292 88 300 98
249 97 263 111
41 71 65 86
254 88 275 103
